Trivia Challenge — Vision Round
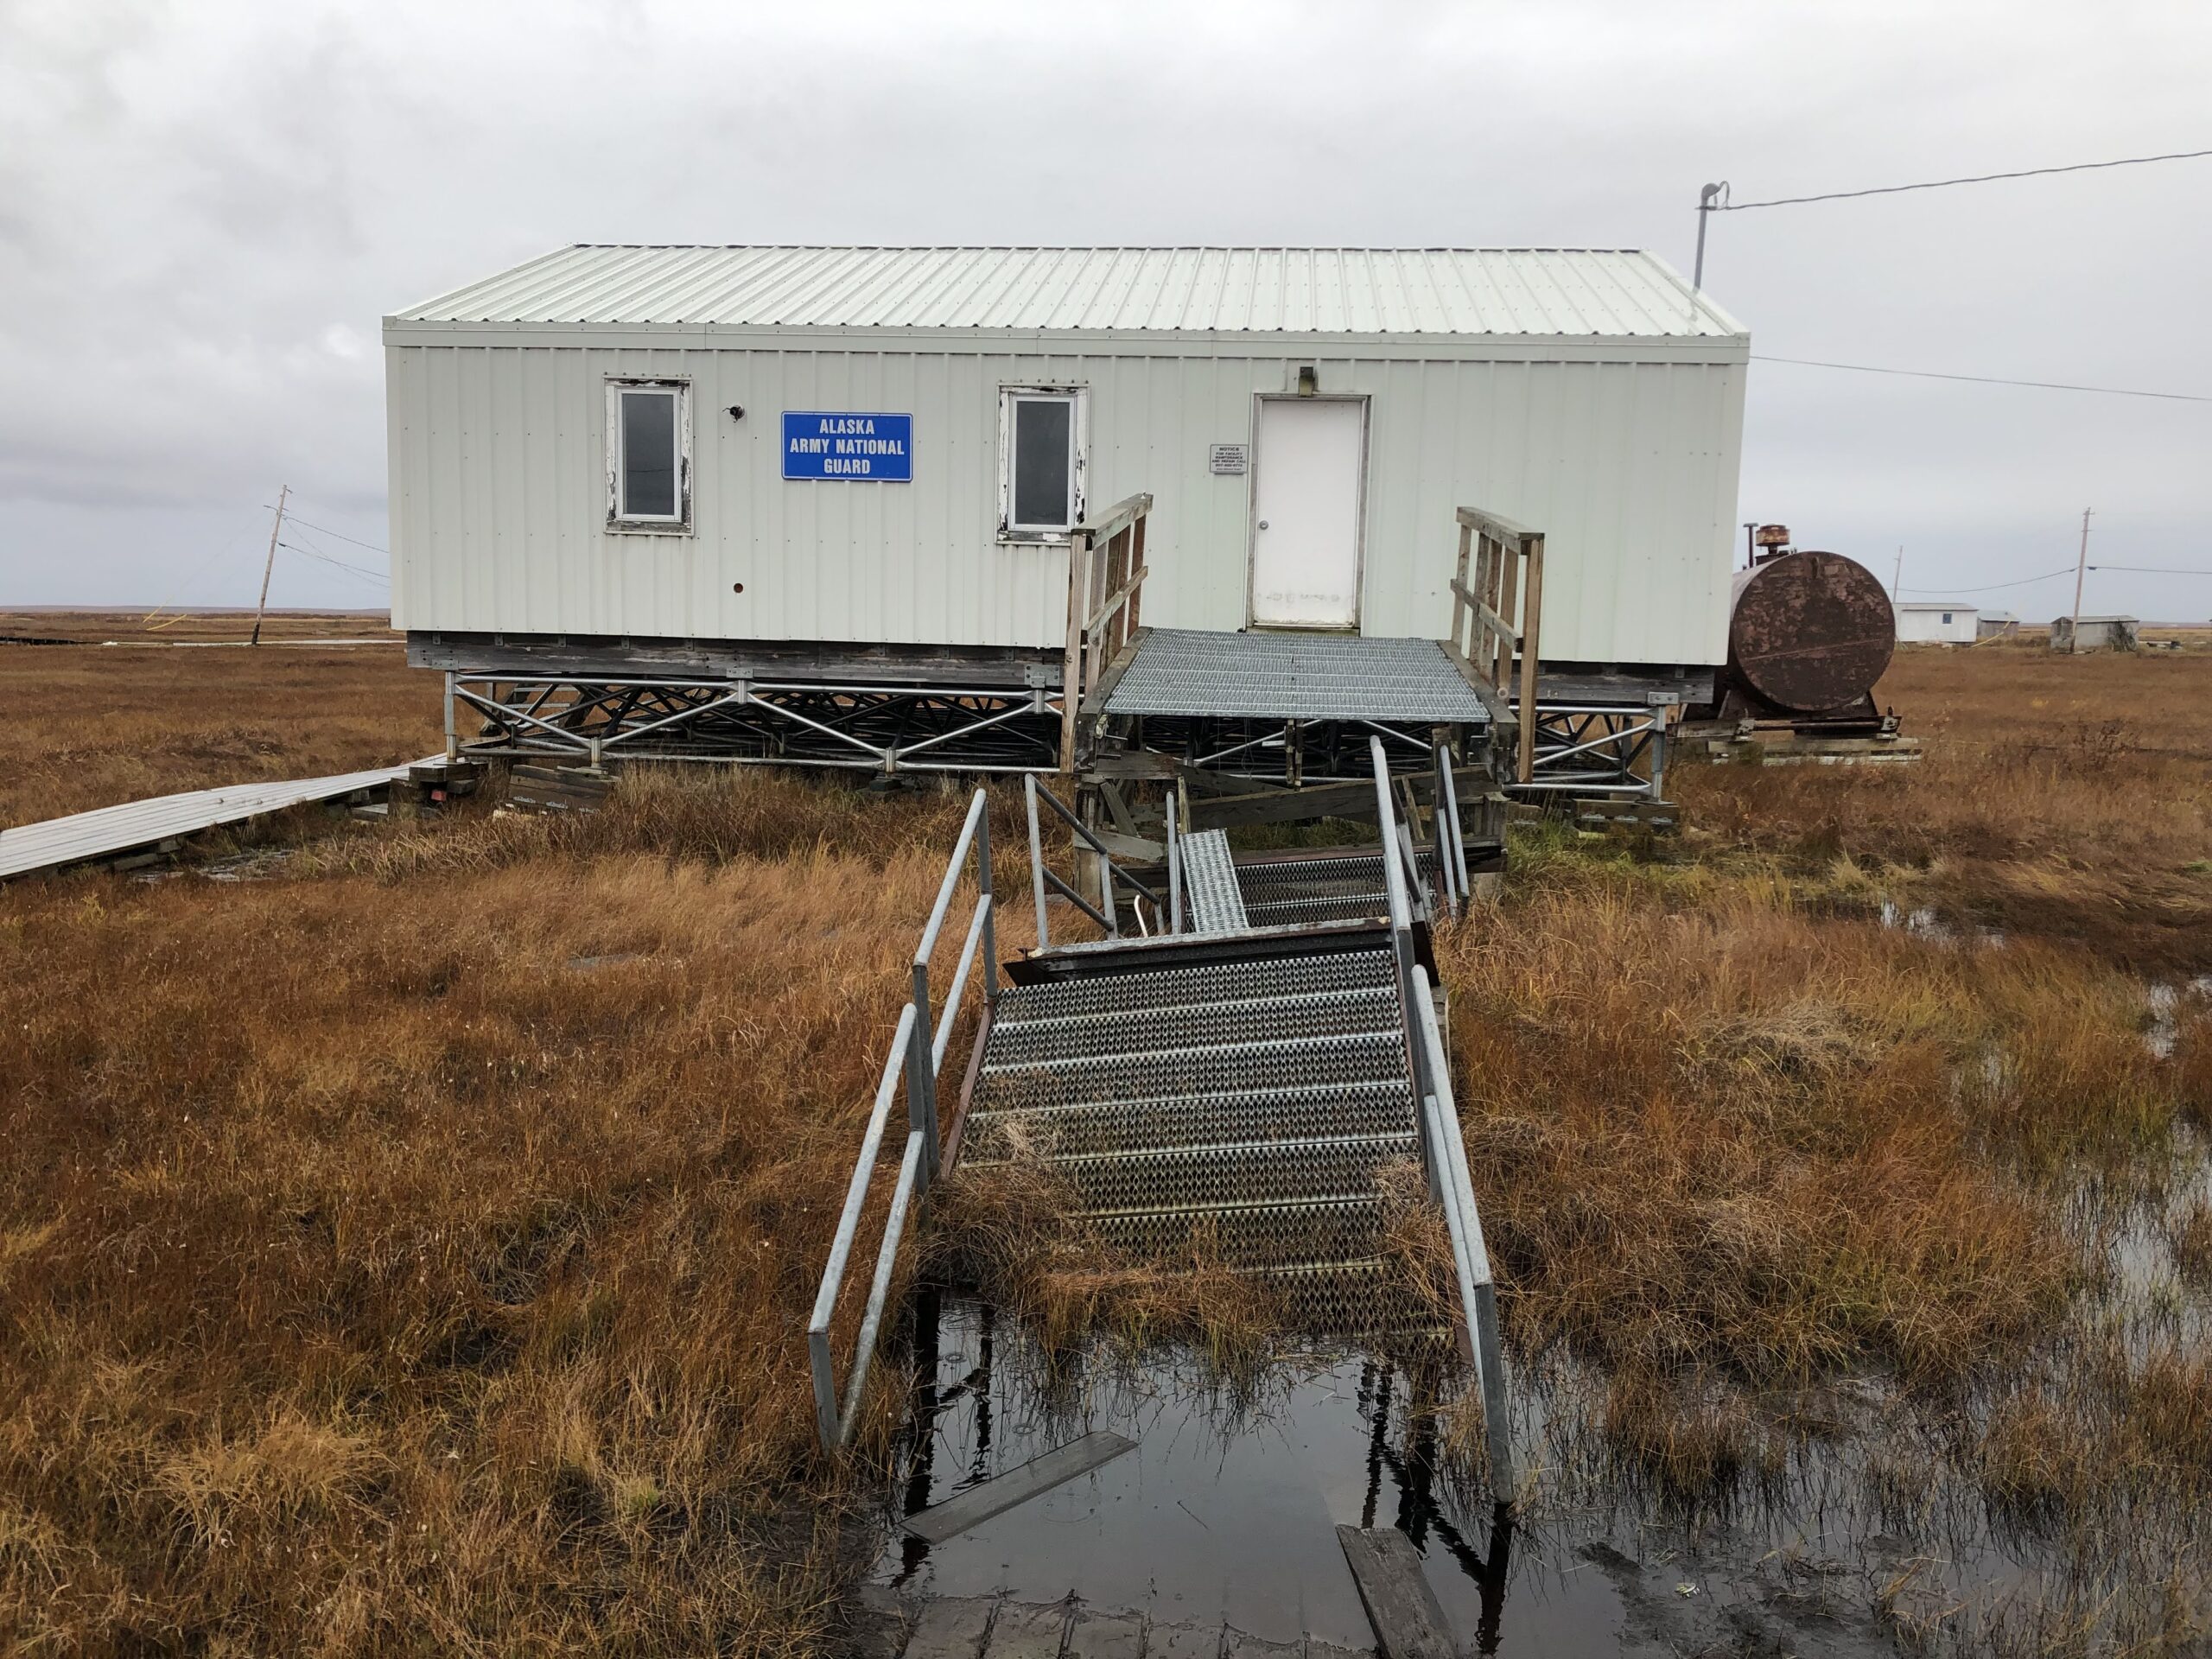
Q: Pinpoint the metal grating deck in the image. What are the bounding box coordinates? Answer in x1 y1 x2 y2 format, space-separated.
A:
1180 829 1251 932
1102 628 1493 724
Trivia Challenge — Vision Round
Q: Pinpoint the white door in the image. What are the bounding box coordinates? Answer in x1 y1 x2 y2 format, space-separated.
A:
1250 398 1366 628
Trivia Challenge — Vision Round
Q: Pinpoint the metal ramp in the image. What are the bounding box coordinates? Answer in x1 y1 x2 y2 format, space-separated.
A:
1176 829 1249 932
810 741 1513 1497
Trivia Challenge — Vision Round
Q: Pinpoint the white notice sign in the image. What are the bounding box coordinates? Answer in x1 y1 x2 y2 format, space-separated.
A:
1209 443 1248 475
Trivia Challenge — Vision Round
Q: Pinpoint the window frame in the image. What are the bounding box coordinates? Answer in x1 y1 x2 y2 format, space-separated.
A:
605 377 694 534
996 386 1088 543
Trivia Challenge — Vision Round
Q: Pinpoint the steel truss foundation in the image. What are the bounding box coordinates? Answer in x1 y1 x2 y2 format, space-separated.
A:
1102 714 1483 783
445 672 1064 774
1518 702 1672 801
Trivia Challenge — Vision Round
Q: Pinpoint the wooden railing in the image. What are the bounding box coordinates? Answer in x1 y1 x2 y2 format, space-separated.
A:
1060 493 1154 771
1447 508 1546 785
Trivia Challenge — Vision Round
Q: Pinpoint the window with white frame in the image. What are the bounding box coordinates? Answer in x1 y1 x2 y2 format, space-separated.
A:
606 378 692 531
998 387 1086 539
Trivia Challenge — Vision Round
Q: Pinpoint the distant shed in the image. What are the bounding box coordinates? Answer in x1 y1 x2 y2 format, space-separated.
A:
384 245 1749 681
1976 610 2019 639
1894 602 1978 645
2051 614 2139 652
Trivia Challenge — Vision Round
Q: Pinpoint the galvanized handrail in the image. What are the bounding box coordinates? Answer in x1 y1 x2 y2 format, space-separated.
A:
1367 734 1514 1496
1164 785 1183 934
1434 743 1472 914
1024 773 1168 945
807 788 997 1453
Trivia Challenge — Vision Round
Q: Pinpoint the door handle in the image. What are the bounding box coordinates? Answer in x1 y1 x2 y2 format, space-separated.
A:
1257 520 1269 531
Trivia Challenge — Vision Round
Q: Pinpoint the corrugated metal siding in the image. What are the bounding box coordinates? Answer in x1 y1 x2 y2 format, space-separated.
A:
395 246 1743 340
389 342 1743 664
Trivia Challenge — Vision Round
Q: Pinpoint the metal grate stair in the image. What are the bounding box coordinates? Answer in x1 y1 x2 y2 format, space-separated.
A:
963 941 1438 1334
1180 827 1251 931
1237 849 1448 929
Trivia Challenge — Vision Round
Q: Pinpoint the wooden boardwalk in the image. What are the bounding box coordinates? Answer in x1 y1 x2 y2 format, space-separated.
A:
872 1595 1376 1659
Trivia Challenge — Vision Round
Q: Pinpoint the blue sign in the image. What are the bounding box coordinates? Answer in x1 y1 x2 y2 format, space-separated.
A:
782 410 912 481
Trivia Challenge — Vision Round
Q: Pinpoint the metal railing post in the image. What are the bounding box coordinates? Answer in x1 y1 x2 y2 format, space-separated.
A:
1370 736 1425 1099
806 1003 918 1452
906 968 938 1192
1096 823 1119 938
1439 748 1471 907
1165 785 1182 935
1648 705 1669 803
1025 773 1050 950
976 802 999 998
443 671 458 762
1410 982 1516 1497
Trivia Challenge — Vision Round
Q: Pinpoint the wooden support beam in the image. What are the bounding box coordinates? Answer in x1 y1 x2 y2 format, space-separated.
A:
1516 534 1545 785
903 1431 1136 1544
1335 1526 1454 1659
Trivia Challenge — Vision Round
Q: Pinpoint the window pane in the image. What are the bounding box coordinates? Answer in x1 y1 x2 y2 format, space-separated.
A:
1013 398 1071 528
621 391 677 518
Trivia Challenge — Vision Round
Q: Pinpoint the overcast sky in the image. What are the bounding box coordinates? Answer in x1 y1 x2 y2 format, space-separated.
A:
3 0 2208 620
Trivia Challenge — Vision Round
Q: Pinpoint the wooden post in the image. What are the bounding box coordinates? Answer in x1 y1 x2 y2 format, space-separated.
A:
1124 514 1147 639
1451 521 1471 653
1516 535 1545 785
251 484 289 645
1493 537 1520 696
1060 529 1087 774
1470 532 1493 669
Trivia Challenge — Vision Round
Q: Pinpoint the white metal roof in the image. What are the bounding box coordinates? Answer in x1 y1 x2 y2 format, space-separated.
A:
0 760 429 881
394 245 1744 339
1896 601 1979 611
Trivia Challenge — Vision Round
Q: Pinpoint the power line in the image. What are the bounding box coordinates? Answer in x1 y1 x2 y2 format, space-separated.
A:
1752 354 2212 403
285 532 389 583
278 539 389 585
1717 146 2212 211
1900 567 2076 594
2089 563 2212 576
263 505 389 556
140 510 269 624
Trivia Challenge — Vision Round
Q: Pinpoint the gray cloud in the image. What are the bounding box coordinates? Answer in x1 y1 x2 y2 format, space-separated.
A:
2 0 2207 619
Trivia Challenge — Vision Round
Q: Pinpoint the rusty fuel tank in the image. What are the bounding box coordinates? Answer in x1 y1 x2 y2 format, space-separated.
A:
1726 550 1896 715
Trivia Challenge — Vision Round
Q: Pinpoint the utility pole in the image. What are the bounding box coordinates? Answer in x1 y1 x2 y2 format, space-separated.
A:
2069 507 2092 652
251 484 289 646
1892 544 1904 600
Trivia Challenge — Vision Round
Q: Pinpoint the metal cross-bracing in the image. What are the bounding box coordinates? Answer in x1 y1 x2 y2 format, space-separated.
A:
1097 713 1487 785
445 673 1065 775
1519 702 1672 801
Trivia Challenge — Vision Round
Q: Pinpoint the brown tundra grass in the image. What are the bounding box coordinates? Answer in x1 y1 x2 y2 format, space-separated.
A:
0 626 438 830
2 632 2209 1652
1 769 1041 1655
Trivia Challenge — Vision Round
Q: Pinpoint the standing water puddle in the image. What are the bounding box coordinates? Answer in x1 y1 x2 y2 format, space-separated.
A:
863 1295 2098 1655
877 1296 1543 1649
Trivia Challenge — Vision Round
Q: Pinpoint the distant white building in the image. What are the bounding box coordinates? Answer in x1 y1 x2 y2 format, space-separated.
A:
2051 614 2139 652
1895 601 1978 645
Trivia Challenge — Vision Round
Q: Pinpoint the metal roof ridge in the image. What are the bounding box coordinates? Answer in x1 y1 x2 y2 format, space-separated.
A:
557 242 1653 253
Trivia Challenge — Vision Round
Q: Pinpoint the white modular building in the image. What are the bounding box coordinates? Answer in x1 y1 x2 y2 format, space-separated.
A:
385 245 1749 687
1894 602 1980 645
